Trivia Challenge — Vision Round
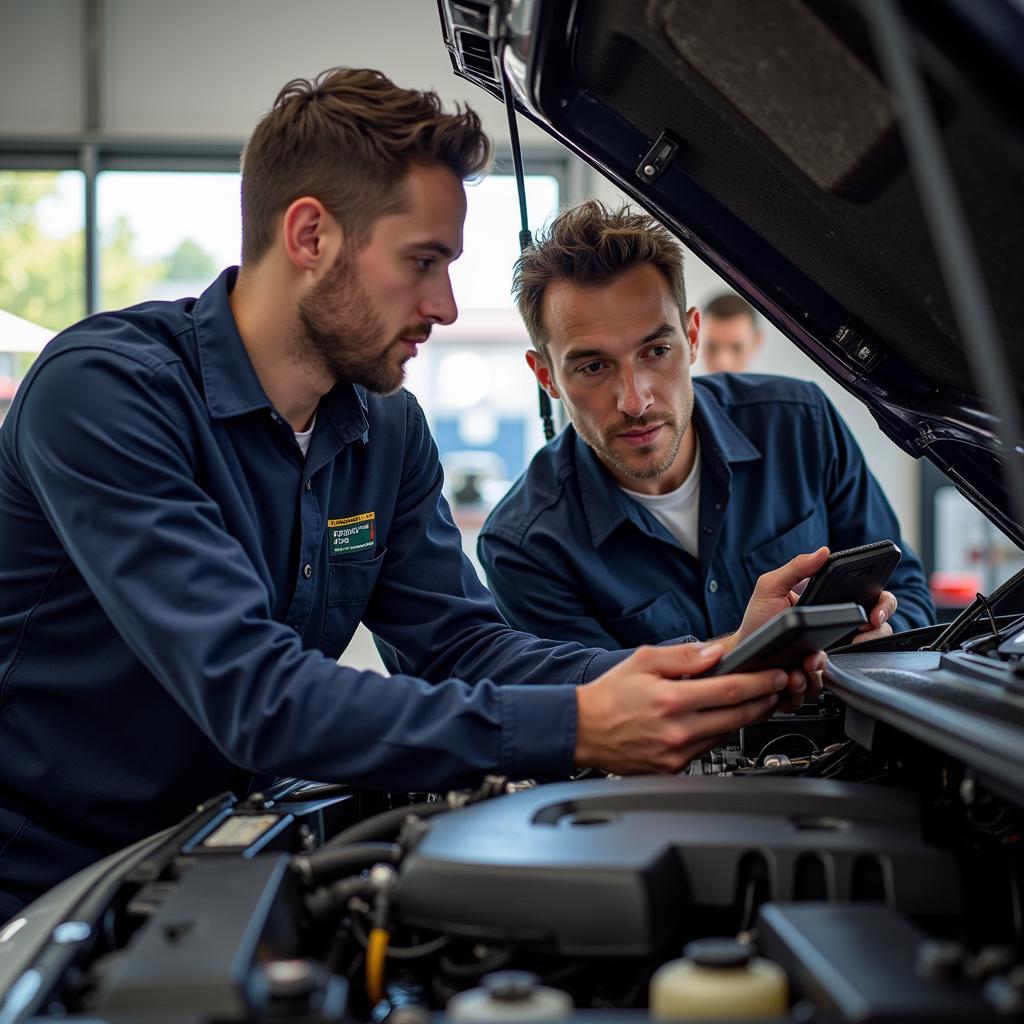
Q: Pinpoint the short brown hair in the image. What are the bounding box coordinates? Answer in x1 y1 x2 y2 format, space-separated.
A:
241 67 492 264
513 200 687 352
704 292 758 324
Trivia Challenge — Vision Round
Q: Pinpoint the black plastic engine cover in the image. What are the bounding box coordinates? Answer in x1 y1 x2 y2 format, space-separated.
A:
398 777 961 956
758 903 999 1022
96 855 300 1019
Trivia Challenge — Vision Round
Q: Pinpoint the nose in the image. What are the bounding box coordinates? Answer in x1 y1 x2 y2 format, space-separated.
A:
420 272 458 327
618 368 653 419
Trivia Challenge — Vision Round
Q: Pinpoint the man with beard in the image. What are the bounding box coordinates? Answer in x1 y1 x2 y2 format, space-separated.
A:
478 201 933 649
0 70 826 916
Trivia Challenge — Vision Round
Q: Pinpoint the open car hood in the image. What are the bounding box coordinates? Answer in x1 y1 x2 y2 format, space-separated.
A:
439 0 1024 549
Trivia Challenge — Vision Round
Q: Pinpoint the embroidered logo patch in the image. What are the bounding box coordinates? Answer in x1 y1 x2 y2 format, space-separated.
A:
328 512 376 555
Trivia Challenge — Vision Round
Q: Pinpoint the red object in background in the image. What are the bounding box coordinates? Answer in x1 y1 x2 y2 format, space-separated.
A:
929 571 983 608
0 375 19 400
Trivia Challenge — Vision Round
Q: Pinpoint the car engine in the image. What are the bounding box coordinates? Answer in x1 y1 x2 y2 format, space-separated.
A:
6 604 1024 1024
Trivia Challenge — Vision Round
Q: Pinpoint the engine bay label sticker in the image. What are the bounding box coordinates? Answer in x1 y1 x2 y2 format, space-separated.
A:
328 511 376 555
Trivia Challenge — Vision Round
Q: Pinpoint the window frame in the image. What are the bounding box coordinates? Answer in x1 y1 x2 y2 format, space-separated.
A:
0 139 568 317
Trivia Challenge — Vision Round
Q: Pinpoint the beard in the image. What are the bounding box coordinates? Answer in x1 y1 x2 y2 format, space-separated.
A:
296 249 429 395
582 389 693 482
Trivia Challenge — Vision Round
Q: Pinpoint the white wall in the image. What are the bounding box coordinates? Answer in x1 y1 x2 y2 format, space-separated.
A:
0 0 552 148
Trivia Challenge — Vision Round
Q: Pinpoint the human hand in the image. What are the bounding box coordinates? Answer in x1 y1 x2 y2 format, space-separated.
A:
574 642 789 775
851 589 897 644
721 547 832 710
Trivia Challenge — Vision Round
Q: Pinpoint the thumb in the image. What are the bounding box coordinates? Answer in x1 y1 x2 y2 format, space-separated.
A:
631 641 725 679
762 546 830 597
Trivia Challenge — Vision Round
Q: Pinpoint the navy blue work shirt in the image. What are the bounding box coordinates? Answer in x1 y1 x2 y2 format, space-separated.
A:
0 268 631 917
479 374 934 649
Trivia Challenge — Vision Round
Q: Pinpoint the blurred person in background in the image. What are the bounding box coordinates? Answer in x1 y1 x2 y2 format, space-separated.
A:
701 293 763 373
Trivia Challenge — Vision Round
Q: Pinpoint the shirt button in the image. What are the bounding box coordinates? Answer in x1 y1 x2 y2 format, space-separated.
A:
714 503 722 511
708 579 719 593
305 479 312 491
303 563 313 579
703 526 712 535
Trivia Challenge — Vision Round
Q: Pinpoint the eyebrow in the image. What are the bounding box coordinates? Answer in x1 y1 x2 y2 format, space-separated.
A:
406 240 459 259
562 323 676 364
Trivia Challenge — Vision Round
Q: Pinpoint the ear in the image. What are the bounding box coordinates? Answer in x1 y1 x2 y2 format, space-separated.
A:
281 196 342 274
525 349 561 400
685 307 701 365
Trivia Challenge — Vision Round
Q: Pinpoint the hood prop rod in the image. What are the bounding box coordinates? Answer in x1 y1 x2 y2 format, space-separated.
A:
495 10 556 442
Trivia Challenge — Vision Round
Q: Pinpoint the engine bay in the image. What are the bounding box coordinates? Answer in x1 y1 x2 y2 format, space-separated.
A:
7 608 1024 1024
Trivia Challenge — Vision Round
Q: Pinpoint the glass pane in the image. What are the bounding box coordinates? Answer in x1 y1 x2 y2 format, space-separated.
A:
450 173 559 308
409 173 561 571
97 171 242 310
0 169 84 420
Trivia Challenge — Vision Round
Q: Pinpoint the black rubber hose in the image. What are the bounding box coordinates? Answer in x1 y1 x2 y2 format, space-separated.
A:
292 841 401 889
320 800 450 850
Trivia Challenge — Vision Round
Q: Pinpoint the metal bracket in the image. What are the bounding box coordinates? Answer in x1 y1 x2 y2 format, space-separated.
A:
635 131 680 184
832 322 885 373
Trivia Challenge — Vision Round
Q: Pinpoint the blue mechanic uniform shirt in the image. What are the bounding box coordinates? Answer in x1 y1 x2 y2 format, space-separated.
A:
478 374 934 649
0 268 632 917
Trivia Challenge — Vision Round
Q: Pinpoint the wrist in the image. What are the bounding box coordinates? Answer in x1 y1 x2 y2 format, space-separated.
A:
573 682 605 769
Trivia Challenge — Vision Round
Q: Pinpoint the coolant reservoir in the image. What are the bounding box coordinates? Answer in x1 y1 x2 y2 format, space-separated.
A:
447 970 573 1021
650 939 788 1020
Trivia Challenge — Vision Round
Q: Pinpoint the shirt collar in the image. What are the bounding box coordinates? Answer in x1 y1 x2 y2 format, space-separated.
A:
193 267 271 419
691 379 762 478
193 266 369 444
573 380 762 546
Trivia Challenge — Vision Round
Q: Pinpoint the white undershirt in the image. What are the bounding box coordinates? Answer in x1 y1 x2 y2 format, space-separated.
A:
620 436 702 558
294 415 316 459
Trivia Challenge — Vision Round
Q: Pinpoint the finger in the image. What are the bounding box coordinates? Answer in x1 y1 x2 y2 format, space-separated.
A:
787 668 807 695
692 692 780 738
851 623 893 645
777 669 807 714
805 670 824 703
872 590 898 628
633 641 725 678
671 669 788 712
781 654 827 713
801 651 828 675
758 547 830 599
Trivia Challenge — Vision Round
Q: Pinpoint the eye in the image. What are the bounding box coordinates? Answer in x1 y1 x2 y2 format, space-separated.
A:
577 360 606 376
412 256 436 272
647 344 672 358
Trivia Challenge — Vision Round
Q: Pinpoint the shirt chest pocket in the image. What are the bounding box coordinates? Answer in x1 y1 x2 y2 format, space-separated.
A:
322 550 386 655
326 550 386 605
742 508 827 590
605 589 688 648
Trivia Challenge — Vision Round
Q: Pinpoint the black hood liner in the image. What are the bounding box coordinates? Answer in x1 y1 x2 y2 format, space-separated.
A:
439 0 1024 545
571 0 1022 398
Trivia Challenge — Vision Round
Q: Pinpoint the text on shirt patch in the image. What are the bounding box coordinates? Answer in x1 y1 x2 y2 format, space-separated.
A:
328 512 376 555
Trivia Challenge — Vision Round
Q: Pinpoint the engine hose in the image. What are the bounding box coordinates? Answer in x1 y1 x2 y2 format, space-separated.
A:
320 800 450 850
292 841 401 889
